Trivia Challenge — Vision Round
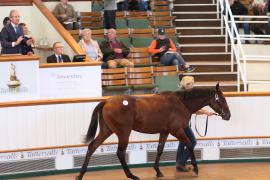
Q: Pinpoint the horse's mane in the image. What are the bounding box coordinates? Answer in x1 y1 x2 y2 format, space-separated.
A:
174 87 216 100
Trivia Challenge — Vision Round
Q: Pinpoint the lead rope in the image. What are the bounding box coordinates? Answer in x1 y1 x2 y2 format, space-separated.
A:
194 114 209 137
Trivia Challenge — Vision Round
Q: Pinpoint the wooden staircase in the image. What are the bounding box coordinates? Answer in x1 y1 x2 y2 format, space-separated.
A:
173 0 239 92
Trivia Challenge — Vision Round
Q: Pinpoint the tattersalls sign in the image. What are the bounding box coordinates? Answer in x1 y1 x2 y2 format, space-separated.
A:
0 60 39 102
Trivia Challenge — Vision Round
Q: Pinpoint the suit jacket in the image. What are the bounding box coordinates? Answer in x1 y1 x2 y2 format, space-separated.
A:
1 24 26 54
100 38 130 63
47 54 71 63
53 3 76 22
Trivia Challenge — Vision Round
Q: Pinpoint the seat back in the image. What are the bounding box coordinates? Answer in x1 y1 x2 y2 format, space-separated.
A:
102 68 127 86
126 67 154 86
130 28 153 47
129 47 152 66
153 65 179 92
80 11 103 29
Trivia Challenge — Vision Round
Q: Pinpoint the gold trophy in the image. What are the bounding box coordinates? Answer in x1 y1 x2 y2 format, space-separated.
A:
7 63 21 88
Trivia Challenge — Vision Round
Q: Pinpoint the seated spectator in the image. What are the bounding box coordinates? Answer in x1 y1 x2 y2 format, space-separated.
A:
148 28 195 72
3 17 10 26
138 0 149 11
1 10 28 54
100 28 134 69
78 28 107 68
229 0 251 43
47 42 71 63
129 0 139 10
266 0 270 32
248 1 269 38
117 0 128 11
53 0 79 30
19 23 34 55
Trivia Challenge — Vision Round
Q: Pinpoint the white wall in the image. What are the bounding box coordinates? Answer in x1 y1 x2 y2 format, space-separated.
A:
1 95 270 151
243 44 270 56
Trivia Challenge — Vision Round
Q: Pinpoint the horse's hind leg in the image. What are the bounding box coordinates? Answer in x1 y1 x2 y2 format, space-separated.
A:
76 129 112 180
117 134 139 180
171 129 198 175
154 133 169 177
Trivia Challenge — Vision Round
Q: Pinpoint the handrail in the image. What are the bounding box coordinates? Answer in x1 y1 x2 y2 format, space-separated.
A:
0 55 40 62
32 0 91 61
232 14 270 86
218 0 247 91
0 92 270 108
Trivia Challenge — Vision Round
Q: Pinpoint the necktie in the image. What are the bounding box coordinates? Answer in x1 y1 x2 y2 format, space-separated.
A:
58 55 62 63
14 26 18 34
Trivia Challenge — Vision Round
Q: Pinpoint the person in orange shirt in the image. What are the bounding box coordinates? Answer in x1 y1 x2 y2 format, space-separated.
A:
148 28 195 72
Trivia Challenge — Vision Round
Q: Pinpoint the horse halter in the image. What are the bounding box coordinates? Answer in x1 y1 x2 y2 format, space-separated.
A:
193 93 224 137
214 93 225 117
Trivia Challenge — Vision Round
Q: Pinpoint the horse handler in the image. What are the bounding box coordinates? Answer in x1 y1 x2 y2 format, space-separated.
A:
176 76 215 172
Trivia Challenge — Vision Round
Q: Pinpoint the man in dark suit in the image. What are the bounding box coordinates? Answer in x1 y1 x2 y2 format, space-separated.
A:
1 10 28 54
47 42 71 63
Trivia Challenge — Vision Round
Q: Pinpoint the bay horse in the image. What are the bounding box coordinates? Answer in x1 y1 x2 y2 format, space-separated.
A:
77 83 231 180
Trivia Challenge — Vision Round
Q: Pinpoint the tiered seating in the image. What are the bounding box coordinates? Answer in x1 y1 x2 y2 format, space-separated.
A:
153 66 179 91
126 11 150 29
129 47 152 66
126 67 155 90
116 11 128 29
79 11 103 29
68 1 185 95
102 65 179 94
68 27 179 50
116 29 130 46
102 68 128 91
130 28 153 47
150 0 170 12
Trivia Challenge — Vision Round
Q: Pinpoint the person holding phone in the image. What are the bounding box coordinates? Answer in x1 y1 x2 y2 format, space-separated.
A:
148 28 195 72
19 23 34 55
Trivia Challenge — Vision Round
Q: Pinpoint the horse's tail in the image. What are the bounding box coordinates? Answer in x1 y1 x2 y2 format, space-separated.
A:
84 101 105 144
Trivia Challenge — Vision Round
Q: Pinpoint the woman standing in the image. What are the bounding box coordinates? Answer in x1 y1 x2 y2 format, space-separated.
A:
176 76 214 172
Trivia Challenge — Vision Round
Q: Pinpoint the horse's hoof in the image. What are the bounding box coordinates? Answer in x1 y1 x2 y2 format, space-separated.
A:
131 175 140 180
193 167 199 175
75 176 82 180
156 172 164 177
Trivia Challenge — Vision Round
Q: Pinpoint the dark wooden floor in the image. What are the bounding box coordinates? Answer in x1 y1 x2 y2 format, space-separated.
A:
19 162 270 180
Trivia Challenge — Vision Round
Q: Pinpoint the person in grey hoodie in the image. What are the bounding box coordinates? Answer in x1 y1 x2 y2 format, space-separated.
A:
104 0 117 29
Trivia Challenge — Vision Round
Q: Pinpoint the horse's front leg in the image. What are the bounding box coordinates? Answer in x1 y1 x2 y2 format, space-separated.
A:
154 133 169 177
171 128 198 175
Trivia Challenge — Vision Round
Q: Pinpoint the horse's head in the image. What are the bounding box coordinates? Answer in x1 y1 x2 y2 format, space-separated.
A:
208 83 231 120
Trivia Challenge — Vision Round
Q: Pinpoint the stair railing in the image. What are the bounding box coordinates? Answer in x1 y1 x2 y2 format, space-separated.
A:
217 0 247 91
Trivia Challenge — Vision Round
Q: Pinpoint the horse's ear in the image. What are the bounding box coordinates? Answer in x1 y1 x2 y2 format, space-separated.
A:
216 82 220 91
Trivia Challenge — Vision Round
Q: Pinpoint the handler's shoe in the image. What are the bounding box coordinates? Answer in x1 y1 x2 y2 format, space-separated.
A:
176 165 191 172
